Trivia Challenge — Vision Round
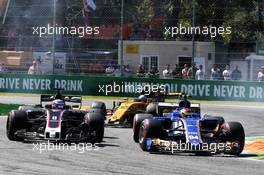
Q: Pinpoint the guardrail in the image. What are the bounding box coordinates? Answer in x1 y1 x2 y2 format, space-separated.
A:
0 73 263 102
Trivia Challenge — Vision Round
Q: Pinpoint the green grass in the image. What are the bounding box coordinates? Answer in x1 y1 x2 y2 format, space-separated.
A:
258 155 264 160
0 104 19 116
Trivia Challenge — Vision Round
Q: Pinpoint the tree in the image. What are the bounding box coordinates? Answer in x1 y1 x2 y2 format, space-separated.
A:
135 0 155 22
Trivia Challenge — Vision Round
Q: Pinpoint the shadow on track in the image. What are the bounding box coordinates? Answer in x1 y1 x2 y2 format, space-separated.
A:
239 153 261 158
103 136 119 139
148 151 248 158
96 143 120 148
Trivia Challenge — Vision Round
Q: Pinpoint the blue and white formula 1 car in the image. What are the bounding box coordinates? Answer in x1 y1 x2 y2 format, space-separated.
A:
6 90 106 143
133 99 245 155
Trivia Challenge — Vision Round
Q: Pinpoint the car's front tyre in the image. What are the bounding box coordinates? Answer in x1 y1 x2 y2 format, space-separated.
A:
6 110 27 141
133 114 153 143
138 119 162 151
84 112 105 143
224 122 245 155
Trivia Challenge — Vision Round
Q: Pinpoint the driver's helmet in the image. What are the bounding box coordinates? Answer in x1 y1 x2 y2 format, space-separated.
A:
180 108 190 118
138 95 147 103
179 95 191 108
51 99 65 109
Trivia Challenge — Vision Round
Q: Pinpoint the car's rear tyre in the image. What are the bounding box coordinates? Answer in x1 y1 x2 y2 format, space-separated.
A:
6 110 27 141
91 101 107 117
224 122 245 155
145 103 159 115
138 119 162 151
87 108 104 114
84 112 105 143
133 114 153 142
91 101 105 108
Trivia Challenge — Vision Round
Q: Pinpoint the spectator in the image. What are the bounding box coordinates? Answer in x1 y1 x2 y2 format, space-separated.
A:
162 64 172 78
136 64 145 77
124 64 132 77
0 63 7 72
187 63 198 79
105 65 115 76
257 65 264 82
92 62 104 73
231 66 242 80
146 25 153 40
195 65 205 80
148 65 159 78
54 59 63 69
82 0 96 26
211 64 220 80
114 65 121 77
137 64 145 74
28 60 40 74
222 65 232 80
182 64 189 79
172 64 181 79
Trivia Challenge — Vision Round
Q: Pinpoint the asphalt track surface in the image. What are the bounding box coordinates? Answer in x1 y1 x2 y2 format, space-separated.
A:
0 96 263 175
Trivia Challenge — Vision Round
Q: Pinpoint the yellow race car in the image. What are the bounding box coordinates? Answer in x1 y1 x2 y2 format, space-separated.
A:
107 98 149 125
107 92 186 126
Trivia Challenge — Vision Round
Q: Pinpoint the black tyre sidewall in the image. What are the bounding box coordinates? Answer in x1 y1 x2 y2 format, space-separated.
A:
6 110 27 141
138 119 162 151
90 101 107 117
225 122 245 155
133 114 153 143
84 112 105 143
145 103 158 115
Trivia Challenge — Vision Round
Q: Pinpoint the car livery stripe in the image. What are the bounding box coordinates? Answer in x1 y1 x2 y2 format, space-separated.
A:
47 110 63 128
183 118 202 146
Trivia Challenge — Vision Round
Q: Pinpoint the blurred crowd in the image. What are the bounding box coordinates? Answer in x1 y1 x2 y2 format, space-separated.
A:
135 63 244 81
2 59 264 82
102 62 264 82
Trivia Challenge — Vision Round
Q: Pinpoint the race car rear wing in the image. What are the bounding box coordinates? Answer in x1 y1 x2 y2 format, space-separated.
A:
158 102 200 108
40 95 82 104
157 102 200 114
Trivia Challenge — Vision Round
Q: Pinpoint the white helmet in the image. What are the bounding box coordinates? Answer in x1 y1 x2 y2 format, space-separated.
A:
138 95 147 103
51 99 65 109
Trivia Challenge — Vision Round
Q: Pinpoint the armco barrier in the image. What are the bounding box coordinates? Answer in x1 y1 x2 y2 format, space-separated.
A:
0 73 264 101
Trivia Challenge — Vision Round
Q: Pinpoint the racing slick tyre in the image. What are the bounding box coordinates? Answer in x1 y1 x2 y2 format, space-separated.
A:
145 103 159 115
87 108 105 114
84 112 105 143
224 122 245 155
133 114 153 143
91 101 107 117
91 101 106 110
138 119 162 151
6 110 27 141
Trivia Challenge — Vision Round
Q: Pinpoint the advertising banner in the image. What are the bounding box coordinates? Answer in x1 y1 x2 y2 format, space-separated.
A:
0 74 264 101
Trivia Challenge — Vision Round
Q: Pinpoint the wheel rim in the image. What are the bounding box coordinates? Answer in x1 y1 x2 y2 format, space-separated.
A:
139 124 145 144
133 116 137 132
6 114 12 132
6 116 10 135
